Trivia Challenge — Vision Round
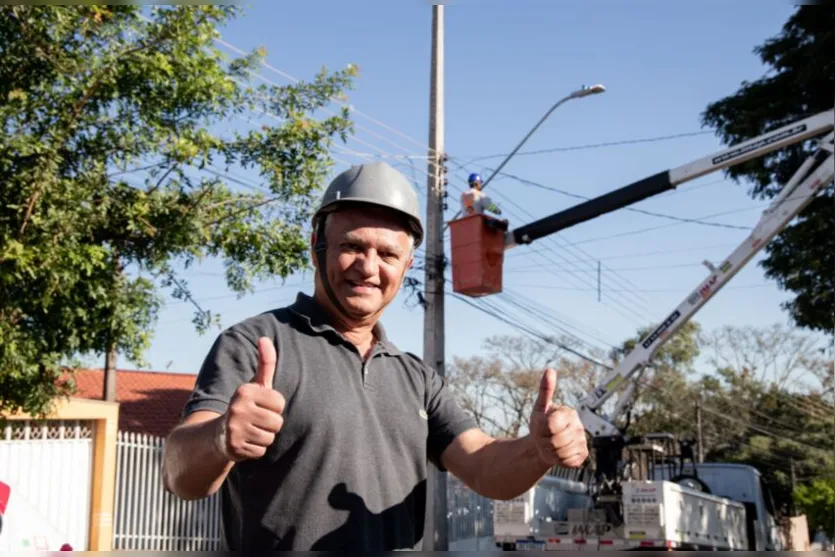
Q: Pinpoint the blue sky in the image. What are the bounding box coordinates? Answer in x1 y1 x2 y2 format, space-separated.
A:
119 0 825 377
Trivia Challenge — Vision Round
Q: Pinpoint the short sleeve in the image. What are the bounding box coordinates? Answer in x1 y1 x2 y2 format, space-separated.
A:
182 328 259 419
423 360 478 471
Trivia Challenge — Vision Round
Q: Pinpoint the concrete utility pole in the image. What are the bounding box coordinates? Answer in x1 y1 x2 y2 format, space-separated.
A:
695 395 704 464
423 3 447 551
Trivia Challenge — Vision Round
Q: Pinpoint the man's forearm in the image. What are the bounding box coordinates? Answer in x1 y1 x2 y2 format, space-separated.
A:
470 435 552 500
162 413 234 500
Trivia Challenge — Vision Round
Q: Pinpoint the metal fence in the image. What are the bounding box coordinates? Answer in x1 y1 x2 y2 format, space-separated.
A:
114 432 221 550
1 420 95 551
447 475 494 543
114 431 494 550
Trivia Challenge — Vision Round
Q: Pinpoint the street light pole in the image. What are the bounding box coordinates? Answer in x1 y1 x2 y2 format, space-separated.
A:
447 84 605 224
479 84 606 192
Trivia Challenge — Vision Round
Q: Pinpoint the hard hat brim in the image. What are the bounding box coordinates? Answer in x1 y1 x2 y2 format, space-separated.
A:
314 198 424 248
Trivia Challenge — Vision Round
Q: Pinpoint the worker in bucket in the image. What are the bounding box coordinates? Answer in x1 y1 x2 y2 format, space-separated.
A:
461 172 503 218
163 161 588 551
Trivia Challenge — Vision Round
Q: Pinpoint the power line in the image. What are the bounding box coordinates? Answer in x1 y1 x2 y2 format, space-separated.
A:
446 160 659 325
506 261 706 273
449 287 610 370
568 189 826 246
502 288 620 350
700 406 831 457
449 160 665 313
638 380 831 457
569 206 763 246
450 284 834 460
486 170 750 230
508 282 772 293
454 130 714 164
214 37 440 157
504 242 739 262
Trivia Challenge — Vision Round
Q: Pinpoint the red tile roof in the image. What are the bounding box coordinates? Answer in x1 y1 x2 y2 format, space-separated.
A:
69 368 198 438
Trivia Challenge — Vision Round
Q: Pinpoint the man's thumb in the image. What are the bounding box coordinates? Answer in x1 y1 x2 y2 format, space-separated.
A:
253 337 277 388
534 368 557 411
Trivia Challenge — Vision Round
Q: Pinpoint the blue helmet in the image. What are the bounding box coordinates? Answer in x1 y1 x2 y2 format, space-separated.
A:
468 172 482 185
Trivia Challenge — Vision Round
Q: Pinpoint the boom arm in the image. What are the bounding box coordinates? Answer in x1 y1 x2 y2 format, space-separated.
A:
491 108 833 437
579 128 834 437
504 109 834 249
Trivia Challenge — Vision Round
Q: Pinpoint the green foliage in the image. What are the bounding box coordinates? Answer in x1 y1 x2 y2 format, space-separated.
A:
610 321 702 437
795 478 835 539
0 5 357 417
700 7 835 333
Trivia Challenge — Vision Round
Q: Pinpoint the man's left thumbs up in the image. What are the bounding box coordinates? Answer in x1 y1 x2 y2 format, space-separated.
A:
528 368 589 469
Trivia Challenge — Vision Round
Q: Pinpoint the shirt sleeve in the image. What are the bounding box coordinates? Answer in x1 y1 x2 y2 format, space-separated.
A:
181 328 260 419
423 359 479 471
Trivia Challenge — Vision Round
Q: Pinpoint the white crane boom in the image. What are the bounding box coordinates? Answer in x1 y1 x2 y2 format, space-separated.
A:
577 114 834 438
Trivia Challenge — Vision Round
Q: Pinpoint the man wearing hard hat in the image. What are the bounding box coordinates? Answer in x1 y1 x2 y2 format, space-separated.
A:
461 172 503 217
163 162 588 551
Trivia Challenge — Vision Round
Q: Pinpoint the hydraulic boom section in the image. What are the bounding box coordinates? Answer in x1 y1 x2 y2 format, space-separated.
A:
504 109 834 250
578 124 834 441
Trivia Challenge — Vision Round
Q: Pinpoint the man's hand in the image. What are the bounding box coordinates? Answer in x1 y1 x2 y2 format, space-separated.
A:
529 368 588 468
217 337 285 462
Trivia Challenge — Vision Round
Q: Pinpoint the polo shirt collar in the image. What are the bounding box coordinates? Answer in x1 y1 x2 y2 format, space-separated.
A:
288 292 403 357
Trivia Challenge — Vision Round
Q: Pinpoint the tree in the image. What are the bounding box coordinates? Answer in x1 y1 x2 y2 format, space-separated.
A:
795 478 835 541
699 322 830 395
446 334 605 437
0 5 356 417
700 6 835 334
609 321 703 437
692 324 835 515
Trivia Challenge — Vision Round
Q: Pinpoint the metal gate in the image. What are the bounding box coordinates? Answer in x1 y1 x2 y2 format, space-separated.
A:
114 432 221 550
0 420 94 551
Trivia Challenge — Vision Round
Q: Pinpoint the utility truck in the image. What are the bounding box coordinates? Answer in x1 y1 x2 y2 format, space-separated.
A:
447 108 835 551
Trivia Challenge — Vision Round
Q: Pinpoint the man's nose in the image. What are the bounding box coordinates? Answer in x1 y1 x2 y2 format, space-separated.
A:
353 251 379 276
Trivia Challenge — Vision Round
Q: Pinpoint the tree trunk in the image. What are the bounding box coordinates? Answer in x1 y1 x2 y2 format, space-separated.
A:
102 256 121 402
103 341 117 401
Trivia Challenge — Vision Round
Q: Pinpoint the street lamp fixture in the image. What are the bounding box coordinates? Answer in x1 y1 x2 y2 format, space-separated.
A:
472 83 606 193
572 84 606 98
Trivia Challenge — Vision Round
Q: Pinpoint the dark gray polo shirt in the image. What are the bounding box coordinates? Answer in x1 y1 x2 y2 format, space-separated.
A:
182 292 477 551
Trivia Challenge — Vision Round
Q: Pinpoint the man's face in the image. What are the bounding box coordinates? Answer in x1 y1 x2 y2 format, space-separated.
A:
314 207 414 321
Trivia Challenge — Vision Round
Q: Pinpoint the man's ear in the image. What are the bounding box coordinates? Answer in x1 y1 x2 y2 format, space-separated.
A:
310 230 319 269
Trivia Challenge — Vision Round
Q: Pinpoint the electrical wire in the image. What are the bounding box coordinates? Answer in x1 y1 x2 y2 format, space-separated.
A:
214 37 441 158
504 242 740 262
450 159 663 315
506 282 772 293
449 281 834 463
446 159 659 325
455 130 715 165
506 261 707 273
484 169 750 230
449 287 609 370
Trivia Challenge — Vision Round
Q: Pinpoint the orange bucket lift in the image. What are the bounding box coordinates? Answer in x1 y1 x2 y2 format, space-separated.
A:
448 214 507 297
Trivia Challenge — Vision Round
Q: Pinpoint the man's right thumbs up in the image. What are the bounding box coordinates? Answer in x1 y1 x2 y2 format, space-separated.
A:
219 337 286 462
528 367 589 469
253 336 277 389
533 367 557 413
